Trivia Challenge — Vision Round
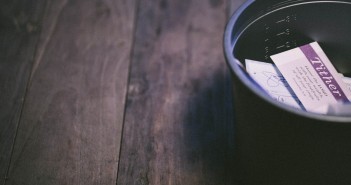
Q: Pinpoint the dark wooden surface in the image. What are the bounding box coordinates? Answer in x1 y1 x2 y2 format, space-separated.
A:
0 0 46 180
0 0 244 184
117 0 238 184
4 0 136 184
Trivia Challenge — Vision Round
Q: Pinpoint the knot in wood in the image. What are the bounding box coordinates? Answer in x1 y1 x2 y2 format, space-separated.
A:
128 78 148 97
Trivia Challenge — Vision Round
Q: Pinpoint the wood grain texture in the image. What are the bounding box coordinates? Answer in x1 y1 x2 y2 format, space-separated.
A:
117 0 242 184
0 0 46 182
5 0 136 184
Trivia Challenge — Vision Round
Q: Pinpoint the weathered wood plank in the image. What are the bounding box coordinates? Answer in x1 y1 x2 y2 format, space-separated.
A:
0 0 46 182
117 0 241 184
5 0 136 184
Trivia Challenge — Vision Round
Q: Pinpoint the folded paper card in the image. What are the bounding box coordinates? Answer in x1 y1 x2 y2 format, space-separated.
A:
245 59 303 109
271 42 351 114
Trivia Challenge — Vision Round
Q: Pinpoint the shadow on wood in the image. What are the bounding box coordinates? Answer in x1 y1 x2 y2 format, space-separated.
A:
181 69 236 184
116 0 237 184
0 0 46 181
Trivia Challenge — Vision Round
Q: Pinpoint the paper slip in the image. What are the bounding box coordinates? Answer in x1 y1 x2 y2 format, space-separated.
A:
342 76 351 92
271 42 351 114
327 77 351 115
245 59 303 109
327 103 351 116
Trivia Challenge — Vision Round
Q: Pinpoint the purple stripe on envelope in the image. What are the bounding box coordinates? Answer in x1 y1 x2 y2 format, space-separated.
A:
299 44 349 102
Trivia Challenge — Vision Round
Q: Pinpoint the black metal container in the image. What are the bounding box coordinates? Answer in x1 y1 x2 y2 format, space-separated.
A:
224 0 351 184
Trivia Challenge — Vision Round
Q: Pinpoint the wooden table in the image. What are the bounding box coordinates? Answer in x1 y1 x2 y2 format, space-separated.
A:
0 0 245 184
